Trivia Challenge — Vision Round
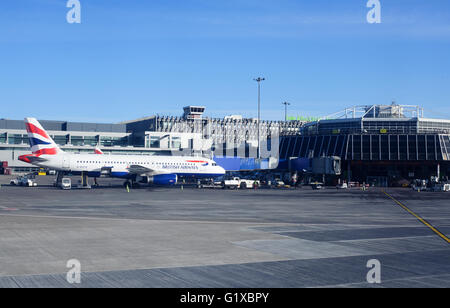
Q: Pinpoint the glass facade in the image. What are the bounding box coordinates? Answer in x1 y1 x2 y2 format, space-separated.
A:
83 136 98 146
440 135 450 161
149 136 160 148
280 135 348 159
8 134 28 145
0 129 130 149
364 120 418 135
419 121 450 134
171 137 181 149
71 136 84 146
100 136 127 147
280 134 450 161
293 111 450 163
303 118 450 136
53 135 69 146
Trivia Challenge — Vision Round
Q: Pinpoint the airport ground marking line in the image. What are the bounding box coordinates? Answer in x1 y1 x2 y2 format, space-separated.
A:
0 213 292 226
383 191 450 244
316 272 450 288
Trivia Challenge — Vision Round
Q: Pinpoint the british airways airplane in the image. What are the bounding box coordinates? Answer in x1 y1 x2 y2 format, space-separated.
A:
19 118 226 186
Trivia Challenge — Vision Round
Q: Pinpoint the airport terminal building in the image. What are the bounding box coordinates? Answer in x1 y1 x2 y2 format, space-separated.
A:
0 106 304 173
279 104 450 185
124 106 303 158
2 104 449 186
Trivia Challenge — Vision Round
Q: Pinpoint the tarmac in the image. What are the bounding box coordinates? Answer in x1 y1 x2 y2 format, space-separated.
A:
0 175 449 288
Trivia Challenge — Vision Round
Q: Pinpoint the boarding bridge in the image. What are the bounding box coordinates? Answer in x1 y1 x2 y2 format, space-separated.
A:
289 157 341 175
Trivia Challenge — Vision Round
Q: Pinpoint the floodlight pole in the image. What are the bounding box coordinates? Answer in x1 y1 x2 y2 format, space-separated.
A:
282 101 291 121
254 77 265 159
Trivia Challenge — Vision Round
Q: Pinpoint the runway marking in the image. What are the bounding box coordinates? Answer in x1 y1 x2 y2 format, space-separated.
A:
0 206 19 211
383 191 450 244
0 213 292 226
317 272 450 288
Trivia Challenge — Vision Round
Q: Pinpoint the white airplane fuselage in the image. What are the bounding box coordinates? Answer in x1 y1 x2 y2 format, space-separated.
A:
27 153 226 180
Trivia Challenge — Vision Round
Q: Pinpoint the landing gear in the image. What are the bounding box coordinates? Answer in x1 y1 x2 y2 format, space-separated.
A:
79 172 91 189
123 180 140 189
54 171 64 187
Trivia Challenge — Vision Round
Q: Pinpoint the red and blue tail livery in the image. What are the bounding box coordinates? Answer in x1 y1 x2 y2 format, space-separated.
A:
24 118 61 156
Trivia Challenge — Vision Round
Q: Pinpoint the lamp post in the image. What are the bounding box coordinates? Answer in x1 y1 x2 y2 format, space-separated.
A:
282 101 290 121
253 77 265 159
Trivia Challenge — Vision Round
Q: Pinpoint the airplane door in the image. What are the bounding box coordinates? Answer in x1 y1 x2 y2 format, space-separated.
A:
62 156 70 170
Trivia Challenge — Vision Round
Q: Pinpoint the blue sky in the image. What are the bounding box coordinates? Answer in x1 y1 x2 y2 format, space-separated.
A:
1 0 449 122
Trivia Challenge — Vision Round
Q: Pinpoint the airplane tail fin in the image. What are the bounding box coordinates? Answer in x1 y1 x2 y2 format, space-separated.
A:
24 118 63 156
94 147 104 154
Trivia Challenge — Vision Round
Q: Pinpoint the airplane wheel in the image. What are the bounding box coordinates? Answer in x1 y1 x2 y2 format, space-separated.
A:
240 183 247 189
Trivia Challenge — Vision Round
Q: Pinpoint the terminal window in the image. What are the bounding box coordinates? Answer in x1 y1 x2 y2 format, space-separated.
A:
53 135 68 146
171 137 181 149
8 134 27 145
150 136 160 148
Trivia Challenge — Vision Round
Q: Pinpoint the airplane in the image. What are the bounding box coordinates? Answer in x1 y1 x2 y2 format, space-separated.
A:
18 118 226 187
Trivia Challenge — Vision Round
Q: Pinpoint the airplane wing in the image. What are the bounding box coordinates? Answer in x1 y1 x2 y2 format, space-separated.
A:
127 165 169 176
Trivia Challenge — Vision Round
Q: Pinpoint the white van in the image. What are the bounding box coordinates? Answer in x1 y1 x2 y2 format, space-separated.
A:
11 176 37 187
61 178 72 190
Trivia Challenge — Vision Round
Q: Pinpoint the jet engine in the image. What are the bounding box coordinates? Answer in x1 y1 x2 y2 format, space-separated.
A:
149 174 178 185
